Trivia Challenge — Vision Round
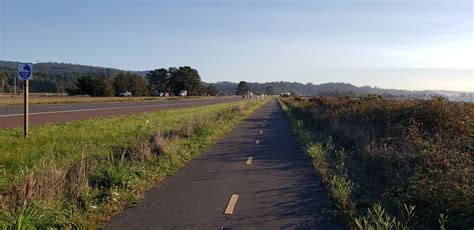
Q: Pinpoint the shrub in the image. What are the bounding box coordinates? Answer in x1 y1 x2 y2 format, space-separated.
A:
282 97 473 228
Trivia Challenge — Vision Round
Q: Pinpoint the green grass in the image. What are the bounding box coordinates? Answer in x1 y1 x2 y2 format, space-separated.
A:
0 98 270 228
0 100 244 189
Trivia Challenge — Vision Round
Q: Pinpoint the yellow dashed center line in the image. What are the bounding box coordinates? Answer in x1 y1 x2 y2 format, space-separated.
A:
246 157 253 165
224 194 239 215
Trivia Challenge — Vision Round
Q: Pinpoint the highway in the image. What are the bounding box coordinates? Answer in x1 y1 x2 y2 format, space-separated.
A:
105 99 343 229
0 97 243 129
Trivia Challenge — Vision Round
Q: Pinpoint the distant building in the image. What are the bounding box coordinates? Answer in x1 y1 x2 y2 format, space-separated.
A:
281 92 291 97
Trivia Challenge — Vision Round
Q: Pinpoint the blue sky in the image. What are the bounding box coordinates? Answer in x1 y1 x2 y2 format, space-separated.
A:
0 0 472 91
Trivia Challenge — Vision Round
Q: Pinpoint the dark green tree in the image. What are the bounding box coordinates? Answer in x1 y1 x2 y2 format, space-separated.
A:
75 75 97 96
147 68 171 94
94 76 115 96
265 86 275 95
170 67 202 96
74 75 115 96
147 67 202 96
114 72 150 96
206 84 219 96
236 81 250 96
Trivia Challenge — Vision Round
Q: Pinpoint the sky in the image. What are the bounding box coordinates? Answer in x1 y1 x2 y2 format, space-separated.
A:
0 0 472 91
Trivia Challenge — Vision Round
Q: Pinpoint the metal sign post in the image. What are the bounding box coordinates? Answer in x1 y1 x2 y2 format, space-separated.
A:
24 80 29 137
18 63 32 137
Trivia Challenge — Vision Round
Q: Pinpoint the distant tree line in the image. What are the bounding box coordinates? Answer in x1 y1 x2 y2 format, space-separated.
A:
0 61 461 98
0 64 221 97
66 73 151 97
212 81 448 98
0 67 80 94
68 66 221 97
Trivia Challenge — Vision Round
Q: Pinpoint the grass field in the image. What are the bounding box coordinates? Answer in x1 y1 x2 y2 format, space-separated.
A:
0 93 222 106
0 98 270 228
280 97 473 229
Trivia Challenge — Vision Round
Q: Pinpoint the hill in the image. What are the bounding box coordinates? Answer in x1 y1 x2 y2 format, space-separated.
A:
0 60 148 78
0 61 148 93
0 60 470 97
212 81 462 98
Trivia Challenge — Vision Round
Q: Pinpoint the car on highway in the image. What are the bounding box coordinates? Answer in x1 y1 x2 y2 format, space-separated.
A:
119 91 132 97
156 92 170 97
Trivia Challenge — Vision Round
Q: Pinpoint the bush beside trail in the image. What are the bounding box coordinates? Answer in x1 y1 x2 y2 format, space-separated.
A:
281 96 473 229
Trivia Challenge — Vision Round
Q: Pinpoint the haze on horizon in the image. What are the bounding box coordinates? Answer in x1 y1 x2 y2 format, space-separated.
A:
0 0 472 91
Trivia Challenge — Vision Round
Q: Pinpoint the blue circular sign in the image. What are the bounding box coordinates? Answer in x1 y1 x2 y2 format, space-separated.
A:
18 63 32 80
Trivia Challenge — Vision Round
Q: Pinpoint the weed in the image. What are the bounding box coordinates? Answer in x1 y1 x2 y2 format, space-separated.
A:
90 154 137 190
439 214 448 230
400 203 416 228
307 143 325 163
354 203 417 230
354 204 399 230
126 142 153 163
330 174 353 212
0 201 70 229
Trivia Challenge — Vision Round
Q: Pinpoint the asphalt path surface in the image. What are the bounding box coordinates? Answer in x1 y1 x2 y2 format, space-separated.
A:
0 97 243 129
106 99 343 229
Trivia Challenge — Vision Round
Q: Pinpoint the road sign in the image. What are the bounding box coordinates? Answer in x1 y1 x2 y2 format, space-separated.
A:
18 63 32 137
18 63 33 80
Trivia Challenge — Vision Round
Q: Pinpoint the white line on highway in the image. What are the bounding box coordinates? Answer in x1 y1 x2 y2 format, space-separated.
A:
256 140 260 144
0 100 226 118
246 157 253 165
224 194 239 215
45 105 73 109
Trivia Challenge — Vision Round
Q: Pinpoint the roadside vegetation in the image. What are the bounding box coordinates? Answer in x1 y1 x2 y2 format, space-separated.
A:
0 98 270 228
279 96 473 229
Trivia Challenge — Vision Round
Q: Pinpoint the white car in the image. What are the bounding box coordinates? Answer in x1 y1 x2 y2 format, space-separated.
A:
119 91 132 97
157 92 170 97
